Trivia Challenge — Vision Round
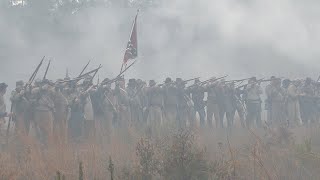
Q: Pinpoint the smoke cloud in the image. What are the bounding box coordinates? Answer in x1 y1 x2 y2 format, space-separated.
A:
1 0 320 91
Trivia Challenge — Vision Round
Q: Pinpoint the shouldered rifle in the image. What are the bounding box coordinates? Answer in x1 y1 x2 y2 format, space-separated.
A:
43 60 51 80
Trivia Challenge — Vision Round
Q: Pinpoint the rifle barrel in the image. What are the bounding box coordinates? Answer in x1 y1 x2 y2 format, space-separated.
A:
26 56 45 87
43 60 51 80
79 60 91 76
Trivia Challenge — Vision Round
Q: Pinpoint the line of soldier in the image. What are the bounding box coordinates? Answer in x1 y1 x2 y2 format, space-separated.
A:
0 75 319 146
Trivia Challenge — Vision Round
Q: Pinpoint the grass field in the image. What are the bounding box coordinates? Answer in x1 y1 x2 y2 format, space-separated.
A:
1 123 320 180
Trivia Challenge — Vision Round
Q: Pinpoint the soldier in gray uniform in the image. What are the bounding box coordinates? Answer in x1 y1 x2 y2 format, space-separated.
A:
10 81 30 137
243 77 263 128
114 77 131 128
0 83 12 134
145 80 164 137
127 79 142 126
52 81 69 145
31 79 55 147
205 80 221 128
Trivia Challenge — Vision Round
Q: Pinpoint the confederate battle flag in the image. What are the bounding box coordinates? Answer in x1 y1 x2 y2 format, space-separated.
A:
122 10 139 65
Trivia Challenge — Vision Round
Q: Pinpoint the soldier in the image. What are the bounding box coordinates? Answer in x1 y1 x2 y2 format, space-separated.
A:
67 81 83 142
163 77 178 126
114 77 131 128
10 81 30 137
31 79 55 147
243 77 263 128
187 78 206 127
299 77 316 125
222 82 237 128
127 79 142 126
176 78 192 129
145 80 164 137
286 79 302 127
266 78 286 126
265 76 276 123
0 83 12 134
205 79 221 128
52 81 69 145
101 79 117 139
234 86 246 128
91 78 115 142
79 77 95 140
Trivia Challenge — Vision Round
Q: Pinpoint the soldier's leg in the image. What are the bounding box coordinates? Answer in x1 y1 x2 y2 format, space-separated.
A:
198 108 206 128
219 107 225 128
236 106 246 128
213 104 221 128
226 110 235 128
206 103 214 128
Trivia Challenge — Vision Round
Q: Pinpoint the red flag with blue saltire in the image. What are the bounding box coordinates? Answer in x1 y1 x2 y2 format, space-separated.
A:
123 10 139 65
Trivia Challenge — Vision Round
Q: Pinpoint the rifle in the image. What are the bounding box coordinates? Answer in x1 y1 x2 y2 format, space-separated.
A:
58 66 103 83
188 75 228 88
236 78 272 89
224 78 250 83
117 60 137 78
25 56 45 87
201 75 228 85
43 60 51 80
79 60 91 76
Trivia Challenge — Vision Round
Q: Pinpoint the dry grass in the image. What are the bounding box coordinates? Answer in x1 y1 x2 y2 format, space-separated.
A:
1 124 320 180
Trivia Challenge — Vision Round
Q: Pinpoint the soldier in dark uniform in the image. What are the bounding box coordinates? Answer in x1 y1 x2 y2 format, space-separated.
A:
299 77 316 125
187 78 206 127
163 77 178 126
176 78 191 129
